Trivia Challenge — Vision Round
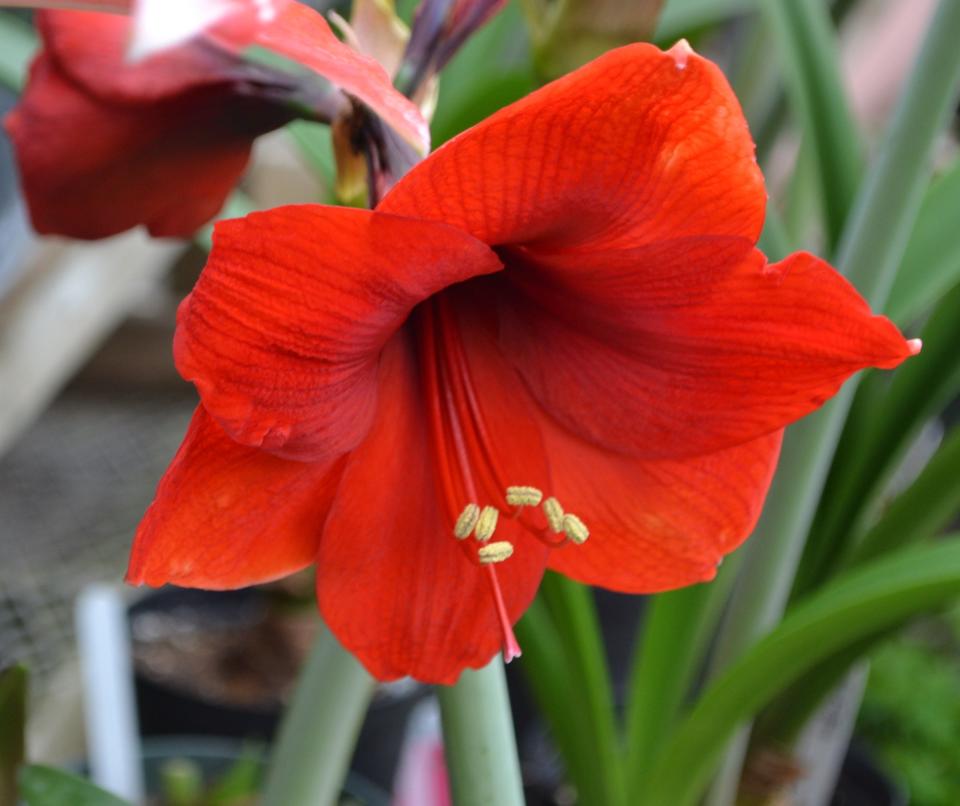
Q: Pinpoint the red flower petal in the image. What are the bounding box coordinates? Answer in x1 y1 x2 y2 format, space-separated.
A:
38 4 428 162
415 281 553 513
498 240 914 459
541 415 783 592
127 406 344 589
38 10 242 101
317 334 548 684
5 52 290 238
128 0 291 61
379 42 764 248
175 206 501 462
213 1 430 151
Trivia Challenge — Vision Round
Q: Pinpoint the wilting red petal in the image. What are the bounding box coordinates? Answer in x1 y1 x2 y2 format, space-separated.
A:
213 1 430 152
379 42 763 248
127 406 344 589
129 0 292 61
175 206 501 462
541 415 783 591
38 10 243 101
317 334 548 684
5 52 290 238
499 241 914 459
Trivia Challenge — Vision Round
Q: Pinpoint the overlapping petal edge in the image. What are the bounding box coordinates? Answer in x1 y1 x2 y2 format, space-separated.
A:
3 1 427 239
128 42 916 683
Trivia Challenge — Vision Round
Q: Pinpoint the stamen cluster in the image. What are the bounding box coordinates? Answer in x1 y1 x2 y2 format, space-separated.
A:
452 484 590 565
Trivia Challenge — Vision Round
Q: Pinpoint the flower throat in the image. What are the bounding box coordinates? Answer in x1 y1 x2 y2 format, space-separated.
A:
418 297 590 662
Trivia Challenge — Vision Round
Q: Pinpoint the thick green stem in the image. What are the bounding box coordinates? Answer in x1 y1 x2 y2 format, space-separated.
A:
260 624 375 806
437 656 525 806
702 1 960 803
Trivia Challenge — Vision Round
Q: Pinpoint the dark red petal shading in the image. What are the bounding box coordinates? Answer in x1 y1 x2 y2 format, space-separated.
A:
317 333 548 684
541 415 783 592
418 283 552 516
175 206 501 463
4 53 289 238
213 1 430 151
499 242 915 459
127 406 344 589
39 10 243 102
379 42 764 249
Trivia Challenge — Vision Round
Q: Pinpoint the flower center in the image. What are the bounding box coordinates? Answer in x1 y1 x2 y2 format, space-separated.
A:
450 484 591 662
417 296 590 663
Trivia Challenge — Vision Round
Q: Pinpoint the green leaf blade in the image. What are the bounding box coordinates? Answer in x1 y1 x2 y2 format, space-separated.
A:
887 159 960 326
19 766 132 806
644 538 960 806
760 0 863 250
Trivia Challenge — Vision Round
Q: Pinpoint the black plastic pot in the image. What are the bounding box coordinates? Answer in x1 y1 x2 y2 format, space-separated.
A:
129 588 426 792
832 743 908 806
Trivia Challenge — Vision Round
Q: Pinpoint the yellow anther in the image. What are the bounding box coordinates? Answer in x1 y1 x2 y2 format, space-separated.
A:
478 541 514 564
543 497 564 533
562 513 590 545
474 506 500 542
454 503 480 539
505 485 543 507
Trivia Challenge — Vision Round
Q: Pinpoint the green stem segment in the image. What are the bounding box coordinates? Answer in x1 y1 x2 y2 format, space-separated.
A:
438 656 525 806
260 624 375 806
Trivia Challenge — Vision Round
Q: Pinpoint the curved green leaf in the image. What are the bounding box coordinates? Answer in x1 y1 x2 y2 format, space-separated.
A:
515 598 606 805
887 159 960 326
847 425 960 565
624 558 741 794
537 574 625 806
760 0 862 250
759 428 960 743
643 538 960 806
797 281 960 597
19 766 131 806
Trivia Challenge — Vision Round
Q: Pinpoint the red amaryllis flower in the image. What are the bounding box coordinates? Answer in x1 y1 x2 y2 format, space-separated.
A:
128 42 918 683
4 2 428 239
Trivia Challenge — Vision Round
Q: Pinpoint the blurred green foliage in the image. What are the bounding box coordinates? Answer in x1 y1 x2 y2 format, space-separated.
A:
859 610 960 806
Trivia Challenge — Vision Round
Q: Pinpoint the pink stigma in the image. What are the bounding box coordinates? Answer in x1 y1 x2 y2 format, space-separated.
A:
486 566 522 663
